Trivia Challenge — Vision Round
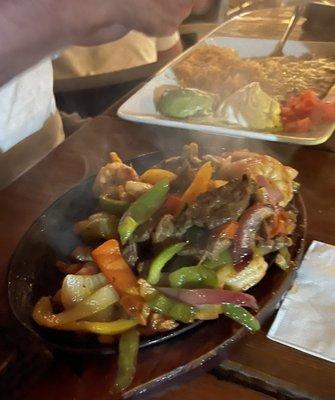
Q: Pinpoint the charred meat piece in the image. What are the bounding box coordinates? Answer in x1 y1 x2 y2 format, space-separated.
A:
122 242 139 268
71 246 93 263
132 215 160 243
155 143 203 191
156 143 202 171
152 214 176 243
139 313 179 336
56 261 82 274
179 226 209 259
202 154 225 178
181 142 202 165
204 236 231 261
177 176 255 232
256 235 293 255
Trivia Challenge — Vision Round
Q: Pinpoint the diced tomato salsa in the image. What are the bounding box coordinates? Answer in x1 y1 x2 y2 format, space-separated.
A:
281 90 335 133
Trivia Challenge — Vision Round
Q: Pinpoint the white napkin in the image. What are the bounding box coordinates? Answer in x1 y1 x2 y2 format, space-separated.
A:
267 240 335 363
0 58 56 152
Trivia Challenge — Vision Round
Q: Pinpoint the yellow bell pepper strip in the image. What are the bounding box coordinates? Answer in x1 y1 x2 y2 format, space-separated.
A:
140 169 177 185
147 243 186 285
33 285 119 328
168 265 218 289
208 179 228 190
118 178 170 245
113 328 140 393
33 294 137 335
148 293 195 324
61 320 137 335
178 161 213 214
99 194 130 216
194 305 222 320
92 239 137 294
212 179 227 189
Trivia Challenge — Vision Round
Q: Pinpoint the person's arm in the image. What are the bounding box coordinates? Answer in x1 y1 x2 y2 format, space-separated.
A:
156 32 183 64
0 0 193 86
191 0 216 15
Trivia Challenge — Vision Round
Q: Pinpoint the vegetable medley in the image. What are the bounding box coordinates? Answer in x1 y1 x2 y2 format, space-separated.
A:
32 143 300 392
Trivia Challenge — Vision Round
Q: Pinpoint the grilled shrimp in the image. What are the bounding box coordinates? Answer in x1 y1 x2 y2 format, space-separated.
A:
218 150 298 207
93 162 139 196
124 181 152 199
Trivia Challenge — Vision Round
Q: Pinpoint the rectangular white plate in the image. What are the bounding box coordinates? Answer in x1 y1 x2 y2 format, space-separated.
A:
118 37 335 145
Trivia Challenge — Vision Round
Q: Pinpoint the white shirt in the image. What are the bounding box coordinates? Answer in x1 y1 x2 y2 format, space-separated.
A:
0 31 179 152
53 31 180 79
0 59 56 152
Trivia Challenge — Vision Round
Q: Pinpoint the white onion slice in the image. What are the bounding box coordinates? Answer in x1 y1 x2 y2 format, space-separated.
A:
61 273 108 309
33 285 119 328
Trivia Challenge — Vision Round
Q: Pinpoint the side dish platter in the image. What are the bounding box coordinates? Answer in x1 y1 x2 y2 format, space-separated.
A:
8 144 306 395
118 37 335 145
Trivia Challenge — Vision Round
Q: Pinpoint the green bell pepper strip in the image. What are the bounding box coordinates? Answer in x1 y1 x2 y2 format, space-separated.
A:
169 265 218 289
220 304 260 332
113 328 140 393
147 243 186 285
99 194 130 216
75 213 118 242
201 249 232 270
118 178 170 244
148 293 195 324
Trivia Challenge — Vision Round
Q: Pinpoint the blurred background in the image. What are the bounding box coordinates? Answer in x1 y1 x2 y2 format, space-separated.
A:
55 0 289 120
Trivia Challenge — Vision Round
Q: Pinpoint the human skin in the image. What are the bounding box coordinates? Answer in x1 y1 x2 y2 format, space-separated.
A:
191 0 216 15
0 0 193 86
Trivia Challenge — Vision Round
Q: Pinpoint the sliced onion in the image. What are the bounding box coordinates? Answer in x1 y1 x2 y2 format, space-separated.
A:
233 204 274 270
256 175 283 205
87 306 115 322
61 273 108 309
33 285 119 328
157 287 258 311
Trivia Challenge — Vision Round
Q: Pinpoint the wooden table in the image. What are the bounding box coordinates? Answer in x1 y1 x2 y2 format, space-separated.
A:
0 7 334 400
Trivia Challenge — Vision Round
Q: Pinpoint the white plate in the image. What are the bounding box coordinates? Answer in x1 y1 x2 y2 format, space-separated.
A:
118 37 335 145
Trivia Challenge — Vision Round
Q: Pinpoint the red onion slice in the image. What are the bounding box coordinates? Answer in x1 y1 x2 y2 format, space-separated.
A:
233 203 274 270
158 287 258 311
256 175 283 205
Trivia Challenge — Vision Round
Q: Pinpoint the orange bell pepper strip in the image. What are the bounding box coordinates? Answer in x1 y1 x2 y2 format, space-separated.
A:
270 209 288 238
92 240 149 325
212 221 239 239
178 161 213 214
92 239 137 295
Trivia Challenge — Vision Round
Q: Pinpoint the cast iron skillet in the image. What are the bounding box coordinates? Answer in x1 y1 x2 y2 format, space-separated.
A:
7 150 307 356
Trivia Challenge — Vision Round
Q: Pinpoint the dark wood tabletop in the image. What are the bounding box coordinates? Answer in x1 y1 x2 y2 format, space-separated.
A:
0 6 334 400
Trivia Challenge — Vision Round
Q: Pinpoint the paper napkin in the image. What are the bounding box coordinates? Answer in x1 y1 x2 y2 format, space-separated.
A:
268 241 335 363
